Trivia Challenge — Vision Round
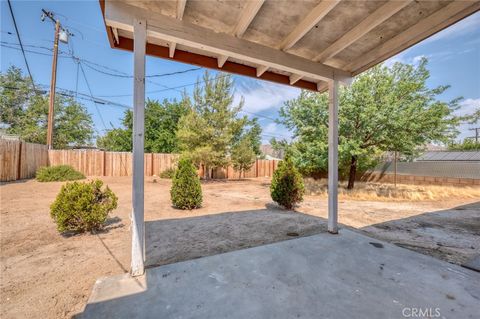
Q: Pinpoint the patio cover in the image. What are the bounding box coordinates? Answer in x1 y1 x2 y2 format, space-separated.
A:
98 0 480 275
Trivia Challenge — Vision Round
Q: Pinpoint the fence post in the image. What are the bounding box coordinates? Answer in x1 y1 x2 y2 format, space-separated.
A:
151 153 154 176
102 151 106 176
17 141 22 180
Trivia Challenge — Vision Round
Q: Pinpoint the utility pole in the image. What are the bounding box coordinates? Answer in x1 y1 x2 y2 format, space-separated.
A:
46 19 59 149
468 127 479 143
41 9 70 149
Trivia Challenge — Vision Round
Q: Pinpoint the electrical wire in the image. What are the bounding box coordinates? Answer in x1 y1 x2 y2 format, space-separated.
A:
2 41 288 136
78 61 108 130
6 0 36 91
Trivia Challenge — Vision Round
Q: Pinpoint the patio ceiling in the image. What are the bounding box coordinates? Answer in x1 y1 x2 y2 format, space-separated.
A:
99 0 479 92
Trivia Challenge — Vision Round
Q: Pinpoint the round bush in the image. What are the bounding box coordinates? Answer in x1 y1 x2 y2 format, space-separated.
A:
270 157 305 209
160 168 176 179
36 165 85 182
50 179 118 233
170 157 202 209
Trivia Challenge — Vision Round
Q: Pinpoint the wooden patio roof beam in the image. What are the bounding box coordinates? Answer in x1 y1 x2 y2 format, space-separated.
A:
218 0 265 68
279 0 341 51
114 35 324 92
345 1 480 74
104 1 351 84
314 0 413 63
168 0 187 58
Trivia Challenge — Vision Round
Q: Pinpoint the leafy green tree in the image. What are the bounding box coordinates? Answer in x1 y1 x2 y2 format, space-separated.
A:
177 71 261 178
448 139 480 151
1 67 94 148
275 58 460 189
97 99 189 152
96 110 132 151
231 137 256 178
1 66 34 127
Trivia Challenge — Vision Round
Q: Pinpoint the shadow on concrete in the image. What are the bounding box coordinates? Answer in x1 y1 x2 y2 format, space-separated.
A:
144 207 328 268
76 228 480 319
358 201 480 266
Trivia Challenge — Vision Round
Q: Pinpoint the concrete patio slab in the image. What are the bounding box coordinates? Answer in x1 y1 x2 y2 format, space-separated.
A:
80 229 480 319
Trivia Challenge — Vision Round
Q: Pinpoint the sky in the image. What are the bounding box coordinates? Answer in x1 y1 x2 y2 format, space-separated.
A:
1 0 479 144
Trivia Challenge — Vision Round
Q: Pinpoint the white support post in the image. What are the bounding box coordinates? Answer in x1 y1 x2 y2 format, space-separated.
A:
328 79 339 234
131 18 146 276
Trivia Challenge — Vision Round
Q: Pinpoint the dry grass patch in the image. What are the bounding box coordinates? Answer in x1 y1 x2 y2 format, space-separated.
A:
304 178 480 201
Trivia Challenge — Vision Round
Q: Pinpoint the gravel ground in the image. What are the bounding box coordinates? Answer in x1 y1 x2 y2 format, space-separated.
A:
1 177 478 318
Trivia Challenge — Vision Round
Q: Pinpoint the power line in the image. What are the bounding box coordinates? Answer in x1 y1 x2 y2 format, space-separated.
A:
240 110 277 122
79 61 108 130
6 0 36 91
2 42 194 95
98 74 232 98
2 41 200 79
2 40 284 131
3 83 130 109
3 84 290 139
81 61 201 78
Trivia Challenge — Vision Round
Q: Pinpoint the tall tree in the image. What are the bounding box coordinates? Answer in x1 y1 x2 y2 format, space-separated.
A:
1 66 34 127
275 58 460 189
1 67 94 148
176 71 261 178
231 136 257 178
97 99 189 152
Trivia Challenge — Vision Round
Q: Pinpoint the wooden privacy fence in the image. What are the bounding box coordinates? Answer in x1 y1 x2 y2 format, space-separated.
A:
1 140 280 182
48 150 179 177
0 139 48 182
48 149 279 179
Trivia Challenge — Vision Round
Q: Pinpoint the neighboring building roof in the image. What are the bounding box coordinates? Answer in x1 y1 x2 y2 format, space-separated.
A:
372 161 480 179
425 143 447 151
0 134 20 141
264 154 281 161
260 144 284 160
416 151 480 162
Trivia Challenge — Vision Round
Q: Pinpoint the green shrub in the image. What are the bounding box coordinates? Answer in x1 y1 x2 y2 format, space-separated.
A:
50 179 118 233
270 157 305 209
170 157 202 209
160 168 176 179
36 165 85 182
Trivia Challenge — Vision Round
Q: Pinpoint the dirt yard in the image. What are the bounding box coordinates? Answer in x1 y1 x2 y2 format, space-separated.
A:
1 177 479 318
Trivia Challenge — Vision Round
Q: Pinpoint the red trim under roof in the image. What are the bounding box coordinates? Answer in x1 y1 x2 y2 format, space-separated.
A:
98 0 324 92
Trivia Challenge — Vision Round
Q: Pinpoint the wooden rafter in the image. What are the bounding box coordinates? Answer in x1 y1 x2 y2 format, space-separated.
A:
111 27 119 44
289 74 303 85
218 0 265 69
314 0 412 63
115 35 322 91
169 0 187 58
278 0 341 87
105 1 351 83
233 0 265 37
256 65 269 77
345 1 480 74
280 0 341 51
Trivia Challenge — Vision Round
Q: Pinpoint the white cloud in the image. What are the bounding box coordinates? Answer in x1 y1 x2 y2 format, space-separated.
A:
385 53 433 68
233 81 300 113
260 122 292 143
454 98 480 140
456 98 480 117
